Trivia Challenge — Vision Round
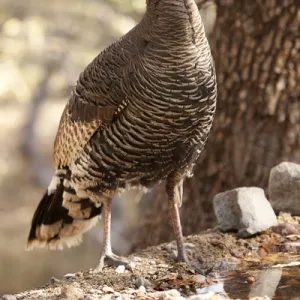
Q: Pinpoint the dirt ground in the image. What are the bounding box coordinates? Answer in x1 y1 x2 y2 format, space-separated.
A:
9 215 300 300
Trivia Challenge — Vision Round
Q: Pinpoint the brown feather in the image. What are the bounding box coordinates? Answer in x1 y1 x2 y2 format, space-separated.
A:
53 95 117 168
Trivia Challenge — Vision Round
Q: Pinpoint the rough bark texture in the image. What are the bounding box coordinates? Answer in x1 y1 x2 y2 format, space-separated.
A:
132 0 300 251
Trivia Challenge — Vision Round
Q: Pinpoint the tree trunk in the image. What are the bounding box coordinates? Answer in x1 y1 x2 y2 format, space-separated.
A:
132 0 300 251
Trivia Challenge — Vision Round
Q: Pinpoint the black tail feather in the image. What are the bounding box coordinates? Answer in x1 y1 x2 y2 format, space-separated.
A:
27 172 102 250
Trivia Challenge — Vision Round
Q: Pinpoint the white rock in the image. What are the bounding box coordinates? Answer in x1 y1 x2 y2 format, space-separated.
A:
214 187 278 237
128 262 135 270
136 286 146 296
148 289 182 299
115 265 125 273
64 273 76 278
103 286 115 293
157 263 169 268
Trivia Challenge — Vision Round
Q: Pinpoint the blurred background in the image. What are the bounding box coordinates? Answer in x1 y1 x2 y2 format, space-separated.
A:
0 0 298 295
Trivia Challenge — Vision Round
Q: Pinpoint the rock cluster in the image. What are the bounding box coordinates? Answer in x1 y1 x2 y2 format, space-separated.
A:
214 161 300 236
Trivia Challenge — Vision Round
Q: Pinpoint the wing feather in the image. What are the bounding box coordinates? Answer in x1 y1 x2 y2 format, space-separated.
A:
53 97 114 168
53 23 143 168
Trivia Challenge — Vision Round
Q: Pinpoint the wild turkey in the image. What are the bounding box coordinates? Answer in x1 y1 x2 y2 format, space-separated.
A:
27 0 217 272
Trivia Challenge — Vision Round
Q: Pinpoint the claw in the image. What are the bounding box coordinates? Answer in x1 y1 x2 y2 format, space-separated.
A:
94 252 133 273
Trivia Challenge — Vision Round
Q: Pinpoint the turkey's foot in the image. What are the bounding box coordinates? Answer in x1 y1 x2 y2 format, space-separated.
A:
165 241 205 275
176 254 206 275
94 252 133 273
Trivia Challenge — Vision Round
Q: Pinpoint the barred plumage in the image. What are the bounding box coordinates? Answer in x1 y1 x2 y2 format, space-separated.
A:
27 0 217 271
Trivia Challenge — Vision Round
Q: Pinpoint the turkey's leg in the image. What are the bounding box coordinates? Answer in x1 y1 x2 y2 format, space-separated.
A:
166 175 204 274
166 177 188 262
94 197 131 272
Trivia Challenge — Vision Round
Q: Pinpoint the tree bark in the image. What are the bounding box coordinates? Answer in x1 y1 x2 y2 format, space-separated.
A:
132 0 300 251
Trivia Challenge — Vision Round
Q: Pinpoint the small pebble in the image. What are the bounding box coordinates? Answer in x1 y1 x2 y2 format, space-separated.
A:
136 286 146 296
64 273 76 279
134 277 152 288
49 277 60 284
115 265 125 274
2 295 17 300
148 289 182 299
133 257 142 262
103 286 115 294
247 276 256 284
197 274 206 282
128 262 135 271
75 271 83 277
157 263 169 268
184 243 196 248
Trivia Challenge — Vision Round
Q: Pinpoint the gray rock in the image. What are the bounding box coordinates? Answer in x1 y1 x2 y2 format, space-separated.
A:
134 277 152 288
269 162 300 215
213 187 278 237
49 276 60 284
2 295 17 300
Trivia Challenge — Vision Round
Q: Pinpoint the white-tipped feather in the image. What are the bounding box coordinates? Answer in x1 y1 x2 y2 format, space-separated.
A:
27 235 83 251
47 175 61 195
26 216 100 251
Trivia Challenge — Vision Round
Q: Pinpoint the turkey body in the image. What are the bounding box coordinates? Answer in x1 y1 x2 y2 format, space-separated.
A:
70 10 216 193
28 0 217 270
